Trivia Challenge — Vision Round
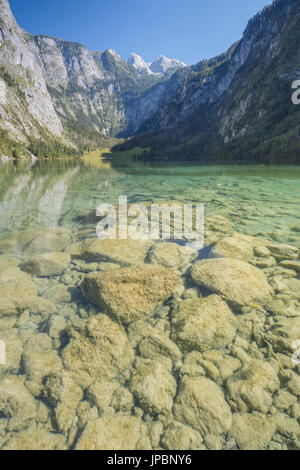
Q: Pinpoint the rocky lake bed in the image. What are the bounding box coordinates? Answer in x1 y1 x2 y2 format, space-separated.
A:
0 215 300 451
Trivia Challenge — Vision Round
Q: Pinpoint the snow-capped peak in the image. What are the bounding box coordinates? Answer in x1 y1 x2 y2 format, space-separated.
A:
127 53 152 74
128 53 186 75
149 55 186 74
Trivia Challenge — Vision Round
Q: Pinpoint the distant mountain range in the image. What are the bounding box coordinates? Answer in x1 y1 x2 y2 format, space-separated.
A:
1 0 300 163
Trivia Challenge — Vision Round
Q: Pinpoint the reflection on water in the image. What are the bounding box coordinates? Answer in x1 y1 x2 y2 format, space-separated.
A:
1 156 300 245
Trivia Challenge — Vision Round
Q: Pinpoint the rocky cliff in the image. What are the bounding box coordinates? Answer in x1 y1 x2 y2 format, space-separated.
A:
0 0 165 157
0 0 68 157
1 0 300 163
122 0 300 163
25 37 162 138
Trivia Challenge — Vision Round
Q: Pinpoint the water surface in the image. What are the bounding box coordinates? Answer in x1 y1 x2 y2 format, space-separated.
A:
1 156 300 245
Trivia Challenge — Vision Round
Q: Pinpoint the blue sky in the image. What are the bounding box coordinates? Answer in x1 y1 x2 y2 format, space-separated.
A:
10 0 272 65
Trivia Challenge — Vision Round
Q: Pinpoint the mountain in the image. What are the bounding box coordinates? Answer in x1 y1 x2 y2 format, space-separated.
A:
149 55 186 74
119 0 300 164
0 0 69 158
0 0 163 158
1 0 300 163
127 53 152 75
25 36 161 139
127 53 186 76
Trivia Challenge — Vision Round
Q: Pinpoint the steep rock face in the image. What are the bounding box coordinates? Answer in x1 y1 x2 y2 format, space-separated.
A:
124 0 300 163
26 36 161 137
0 0 63 143
1 0 299 163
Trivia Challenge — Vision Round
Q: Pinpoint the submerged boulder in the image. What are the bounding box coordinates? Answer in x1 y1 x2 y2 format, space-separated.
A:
21 252 71 277
67 238 152 267
229 412 276 450
17 227 71 255
81 265 179 324
42 370 83 432
172 295 237 352
2 426 66 450
138 329 182 363
162 422 205 450
62 314 134 387
210 234 256 262
130 359 177 415
174 376 232 436
149 242 197 273
191 258 272 308
265 243 299 261
22 334 63 396
0 268 55 317
226 360 280 413
76 415 151 450
0 375 37 431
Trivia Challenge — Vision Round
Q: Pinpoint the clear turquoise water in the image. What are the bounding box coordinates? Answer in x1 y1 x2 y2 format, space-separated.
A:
1 156 300 450
1 158 300 246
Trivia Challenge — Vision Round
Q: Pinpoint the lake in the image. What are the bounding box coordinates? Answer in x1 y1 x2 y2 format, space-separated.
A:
0 154 299 450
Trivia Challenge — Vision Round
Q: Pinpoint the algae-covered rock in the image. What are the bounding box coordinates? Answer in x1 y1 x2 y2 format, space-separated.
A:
2 426 66 450
62 314 134 386
22 334 63 396
138 329 182 362
75 415 151 450
265 243 299 261
226 360 280 413
130 359 176 416
210 234 255 261
68 238 152 266
86 381 119 412
266 317 300 353
18 227 71 255
45 315 67 341
81 265 179 324
22 252 71 277
272 411 300 441
111 386 134 413
280 260 300 272
174 376 232 436
0 375 37 431
0 269 37 317
162 422 205 450
0 267 56 317
172 295 237 352
230 412 276 450
149 242 197 273
287 372 300 398
43 370 83 432
42 284 72 303
191 258 272 308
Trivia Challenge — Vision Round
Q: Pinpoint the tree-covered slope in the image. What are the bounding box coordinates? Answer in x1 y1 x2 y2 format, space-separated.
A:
119 0 300 164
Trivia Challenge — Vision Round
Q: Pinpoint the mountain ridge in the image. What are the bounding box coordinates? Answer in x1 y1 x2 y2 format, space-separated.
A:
118 0 300 164
1 0 300 163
